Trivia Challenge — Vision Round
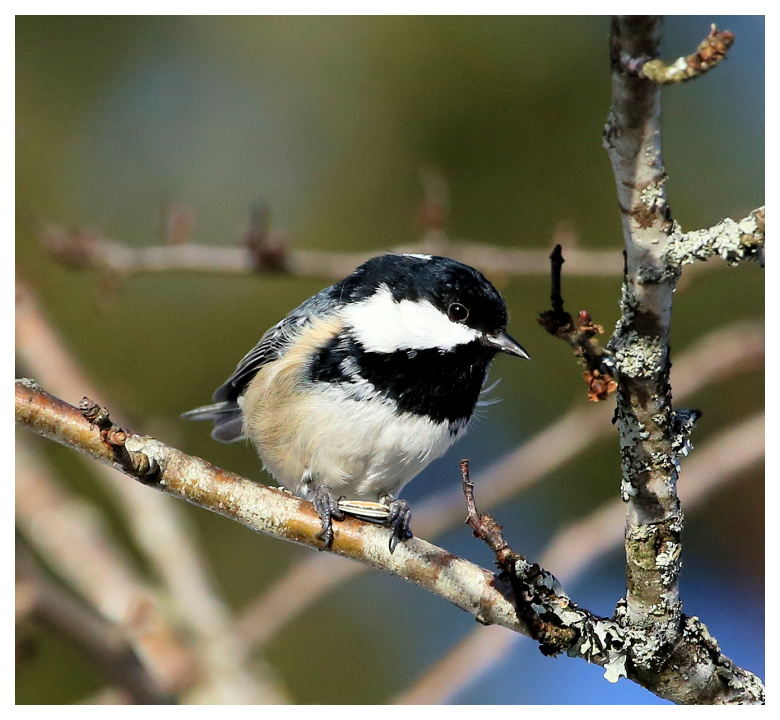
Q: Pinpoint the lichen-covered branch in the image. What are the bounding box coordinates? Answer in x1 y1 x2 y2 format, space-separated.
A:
602 15 763 704
235 320 764 651
462 460 623 668
411 411 765 705
606 12 687 670
15 379 763 703
668 206 765 267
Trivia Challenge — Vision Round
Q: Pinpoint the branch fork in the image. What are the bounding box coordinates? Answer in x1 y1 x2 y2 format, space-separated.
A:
461 459 630 678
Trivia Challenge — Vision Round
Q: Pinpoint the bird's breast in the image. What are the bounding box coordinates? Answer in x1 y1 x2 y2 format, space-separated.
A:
241 318 487 501
311 332 493 424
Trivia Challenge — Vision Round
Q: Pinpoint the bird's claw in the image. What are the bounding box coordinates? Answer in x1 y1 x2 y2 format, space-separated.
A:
313 485 345 550
384 499 413 553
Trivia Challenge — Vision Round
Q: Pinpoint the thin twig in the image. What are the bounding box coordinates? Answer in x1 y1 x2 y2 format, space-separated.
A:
637 24 735 84
537 244 617 401
462 460 578 656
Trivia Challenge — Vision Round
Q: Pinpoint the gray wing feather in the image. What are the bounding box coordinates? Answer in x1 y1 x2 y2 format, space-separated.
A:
213 288 335 403
182 285 339 443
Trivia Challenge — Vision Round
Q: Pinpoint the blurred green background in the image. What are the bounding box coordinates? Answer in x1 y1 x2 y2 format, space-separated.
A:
16 16 764 704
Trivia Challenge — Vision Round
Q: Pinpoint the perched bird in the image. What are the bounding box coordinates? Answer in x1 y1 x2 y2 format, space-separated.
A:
182 253 528 551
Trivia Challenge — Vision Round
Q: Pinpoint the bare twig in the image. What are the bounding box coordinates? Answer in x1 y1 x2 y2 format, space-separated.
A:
636 24 735 84
15 281 286 703
462 460 578 657
16 542 173 705
38 223 629 283
537 244 617 401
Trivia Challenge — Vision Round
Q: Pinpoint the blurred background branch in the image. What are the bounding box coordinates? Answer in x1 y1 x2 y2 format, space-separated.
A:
15 282 288 704
16 540 171 705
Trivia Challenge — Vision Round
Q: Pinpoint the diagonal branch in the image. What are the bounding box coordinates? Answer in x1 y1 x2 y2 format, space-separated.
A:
14 380 524 635
15 379 764 704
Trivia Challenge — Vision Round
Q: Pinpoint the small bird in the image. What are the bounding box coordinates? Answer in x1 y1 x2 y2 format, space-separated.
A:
183 253 528 551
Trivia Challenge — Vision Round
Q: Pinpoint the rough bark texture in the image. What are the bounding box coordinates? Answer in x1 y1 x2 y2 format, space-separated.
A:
15 377 764 703
14 380 524 635
603 16 763 704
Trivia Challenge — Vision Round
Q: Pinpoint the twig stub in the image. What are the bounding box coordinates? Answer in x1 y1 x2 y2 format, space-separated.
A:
639 24 735 84
79 397 160 482
243 203 289 272
461 459 577 657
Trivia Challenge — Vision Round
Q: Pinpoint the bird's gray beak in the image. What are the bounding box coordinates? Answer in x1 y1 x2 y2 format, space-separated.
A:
483 331 530 359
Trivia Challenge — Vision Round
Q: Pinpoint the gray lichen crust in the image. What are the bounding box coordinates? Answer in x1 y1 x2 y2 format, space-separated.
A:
666 207 765 268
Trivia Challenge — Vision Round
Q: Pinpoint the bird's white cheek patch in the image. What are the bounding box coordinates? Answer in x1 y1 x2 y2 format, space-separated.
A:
342 285 480 353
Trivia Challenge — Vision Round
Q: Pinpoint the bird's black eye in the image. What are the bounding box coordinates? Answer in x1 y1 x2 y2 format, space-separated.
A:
448 302 469 323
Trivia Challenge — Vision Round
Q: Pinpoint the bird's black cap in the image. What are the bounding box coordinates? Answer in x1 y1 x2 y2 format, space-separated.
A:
338 254 509 336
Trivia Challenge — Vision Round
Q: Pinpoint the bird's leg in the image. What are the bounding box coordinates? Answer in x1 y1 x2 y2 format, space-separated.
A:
312 484 345 550
381 496 413 553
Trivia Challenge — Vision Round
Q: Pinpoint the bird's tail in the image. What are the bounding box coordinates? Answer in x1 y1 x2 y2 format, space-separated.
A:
181 401 245 443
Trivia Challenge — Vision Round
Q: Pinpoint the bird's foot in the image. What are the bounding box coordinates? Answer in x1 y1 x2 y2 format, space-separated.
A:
312 485 345 550
383 498 413 553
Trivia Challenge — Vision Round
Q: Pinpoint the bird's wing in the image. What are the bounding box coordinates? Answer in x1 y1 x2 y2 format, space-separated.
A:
212 285 340 404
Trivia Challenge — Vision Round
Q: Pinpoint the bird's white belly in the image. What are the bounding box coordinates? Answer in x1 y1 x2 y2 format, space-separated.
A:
267 385 462 502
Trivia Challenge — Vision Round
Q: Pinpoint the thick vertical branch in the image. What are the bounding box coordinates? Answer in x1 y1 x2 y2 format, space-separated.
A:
603 17 762 704
605 14 681 628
